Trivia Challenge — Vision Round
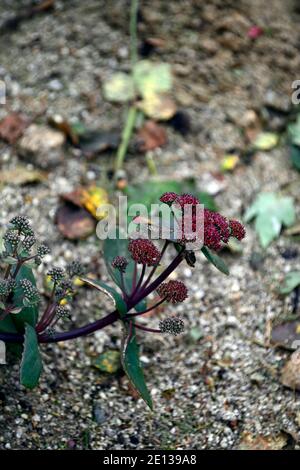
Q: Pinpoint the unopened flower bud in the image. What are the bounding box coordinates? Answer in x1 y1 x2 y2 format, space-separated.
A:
111 256 128 273
159 317 185 336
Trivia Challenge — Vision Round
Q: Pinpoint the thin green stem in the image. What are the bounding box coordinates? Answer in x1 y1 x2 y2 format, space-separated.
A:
115 105 137 172
114 0 139 172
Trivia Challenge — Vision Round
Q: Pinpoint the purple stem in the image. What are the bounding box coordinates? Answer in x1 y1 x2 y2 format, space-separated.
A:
0 310 119 344
0 247 185 345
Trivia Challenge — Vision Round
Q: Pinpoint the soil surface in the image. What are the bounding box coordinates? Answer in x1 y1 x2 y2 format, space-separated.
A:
0 0 299 450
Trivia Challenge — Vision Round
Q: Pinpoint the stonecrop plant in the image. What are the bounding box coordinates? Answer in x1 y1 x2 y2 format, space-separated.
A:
0 194 245 408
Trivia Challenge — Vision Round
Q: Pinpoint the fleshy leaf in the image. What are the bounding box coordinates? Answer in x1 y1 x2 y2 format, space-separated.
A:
201 246 229 275
13 265 39 331
121 324 153 409
20 323 43 389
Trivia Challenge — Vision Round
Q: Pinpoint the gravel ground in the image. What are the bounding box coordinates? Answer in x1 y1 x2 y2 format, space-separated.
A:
0 0 300 450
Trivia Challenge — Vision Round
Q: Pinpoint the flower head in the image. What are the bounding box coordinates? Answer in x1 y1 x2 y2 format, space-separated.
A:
47 267 65 283
67 260 85 278
229 219 246 241
4 230 20 248
56 305 71 320
176 193 199 208
20 279 40 305
160 192 179 205
111 256 128 273
37 244 51 258
9 215 31 234
128 239 160 266
159 316 185 336
157 280 188 303
22 235 36 251
0 279 16 298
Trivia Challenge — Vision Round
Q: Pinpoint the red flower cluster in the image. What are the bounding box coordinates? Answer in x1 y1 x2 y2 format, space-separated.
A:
128 239 160 266
160 192 178 205
176 193 199 208
159 192 246 252
157 280 188 303
160 192 199 208
229 219 246 241
111 256 128 273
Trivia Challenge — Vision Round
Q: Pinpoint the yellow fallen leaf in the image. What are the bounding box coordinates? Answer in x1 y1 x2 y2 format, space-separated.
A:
253 132 279 151
81 186 109 220
138 92 176 120
221 154 240 171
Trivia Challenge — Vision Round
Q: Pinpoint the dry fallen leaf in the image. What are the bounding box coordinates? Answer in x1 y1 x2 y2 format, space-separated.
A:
271 320 300 350
80 186 109 220
138 92 177 121
0 113 29 144
238 432 287 450
281 349 300 391
55 203 95 240
136 120 167 152
0 166 46 185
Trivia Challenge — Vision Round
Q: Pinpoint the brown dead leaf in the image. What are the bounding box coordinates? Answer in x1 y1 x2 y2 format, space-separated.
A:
55 204 95 240
271 320 300 350
0 113 29 144
0 166 46 185
281 349 300 391
136 120 167 152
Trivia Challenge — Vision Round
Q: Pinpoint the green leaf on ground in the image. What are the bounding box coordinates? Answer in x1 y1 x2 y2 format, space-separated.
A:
20 323 42 389
124 179 217 212
244 192 295 248
122 324 153 409
279 271 300 294
133 61 172 97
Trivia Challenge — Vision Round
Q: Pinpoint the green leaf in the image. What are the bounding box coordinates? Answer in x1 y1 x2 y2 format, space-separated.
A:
103 72 135 102
279 271 300 294
288 114 300 147
0 314 18 334
12 265 39 331
201 246 229 275
124 179 217 212
290 145 300 171
20 323 42 389
244 192 296 248
81 277 127 318
122 324 153 409
133 61 172 97
103 228 146 313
